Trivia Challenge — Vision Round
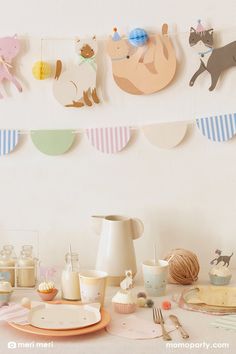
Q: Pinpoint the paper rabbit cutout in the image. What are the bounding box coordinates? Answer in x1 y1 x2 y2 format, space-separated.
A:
189 20 236 91
53 36 100 108
0 35 23 98
107 24 176 95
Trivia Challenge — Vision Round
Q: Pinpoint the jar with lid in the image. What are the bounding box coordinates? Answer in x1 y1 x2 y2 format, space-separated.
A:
0 249 15 286
61 252 80 300
17 245 36 287
3 245 17 260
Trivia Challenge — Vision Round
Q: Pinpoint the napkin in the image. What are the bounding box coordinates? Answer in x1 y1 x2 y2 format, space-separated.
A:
0 303 30 325
106 314 175 340
211 315 236 331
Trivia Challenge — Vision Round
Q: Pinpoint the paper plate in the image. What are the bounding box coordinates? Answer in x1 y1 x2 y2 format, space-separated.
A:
182 286 236 314
9 301 110 337
28 303 101 330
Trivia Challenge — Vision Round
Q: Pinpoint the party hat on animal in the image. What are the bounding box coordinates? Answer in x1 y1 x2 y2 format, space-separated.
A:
196 19 205 33
112 27 121 41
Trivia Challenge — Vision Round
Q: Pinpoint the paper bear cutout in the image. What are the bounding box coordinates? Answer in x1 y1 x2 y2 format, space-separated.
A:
107 24 176 95
189 20 236 91
0 35 23 98
53 36 100 108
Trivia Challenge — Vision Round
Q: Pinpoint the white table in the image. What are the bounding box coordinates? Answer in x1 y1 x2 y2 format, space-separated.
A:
0 278 235 354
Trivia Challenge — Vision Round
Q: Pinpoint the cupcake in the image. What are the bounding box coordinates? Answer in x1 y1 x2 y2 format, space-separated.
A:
37 281 58 301
0 281 13 306
112 290 136 314
209 266 232 285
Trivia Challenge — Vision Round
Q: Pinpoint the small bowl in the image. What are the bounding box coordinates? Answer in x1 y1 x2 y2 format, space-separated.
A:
209 273 232 286
37 288 58 301
0 292 13 306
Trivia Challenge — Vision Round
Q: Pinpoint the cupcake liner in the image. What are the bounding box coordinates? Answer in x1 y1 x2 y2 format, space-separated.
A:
113 303 136 314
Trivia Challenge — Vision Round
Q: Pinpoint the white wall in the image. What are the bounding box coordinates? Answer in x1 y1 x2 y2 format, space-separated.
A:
0 0 236 278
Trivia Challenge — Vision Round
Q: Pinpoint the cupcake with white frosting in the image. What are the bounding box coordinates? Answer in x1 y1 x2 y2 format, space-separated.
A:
112 270 136 313
37 281 58 301
112 289 136 313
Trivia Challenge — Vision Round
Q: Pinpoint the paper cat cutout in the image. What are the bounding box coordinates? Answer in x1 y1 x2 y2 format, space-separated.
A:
0 35 22 98
210 249 234 267
107 24 176 95
189 20 236 91
53 36 100 108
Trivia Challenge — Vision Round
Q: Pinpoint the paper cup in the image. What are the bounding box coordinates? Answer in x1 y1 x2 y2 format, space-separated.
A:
79 270 108 306
142 260 169 296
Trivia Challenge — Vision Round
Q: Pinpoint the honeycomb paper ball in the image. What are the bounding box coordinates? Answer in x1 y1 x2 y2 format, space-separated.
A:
128 28 148 47
32 61 51 80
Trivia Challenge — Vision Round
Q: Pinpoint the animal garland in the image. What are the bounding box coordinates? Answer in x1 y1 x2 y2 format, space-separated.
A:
189 20 236 91
0 35 22 98
53 36 100 108
106 24 177 95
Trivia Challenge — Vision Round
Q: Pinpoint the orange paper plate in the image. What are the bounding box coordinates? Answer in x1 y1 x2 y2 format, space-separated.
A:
8 301 110 337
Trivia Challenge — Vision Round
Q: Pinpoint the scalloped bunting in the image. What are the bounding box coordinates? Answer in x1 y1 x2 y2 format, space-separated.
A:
0 130 20 156
196 114 236 142
30 130 76 155
142 122 188 149
86 127 131 154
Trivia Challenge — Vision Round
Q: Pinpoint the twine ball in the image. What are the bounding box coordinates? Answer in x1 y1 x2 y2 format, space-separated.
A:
32 61 51 80
164 249 200 285
128 28 148 47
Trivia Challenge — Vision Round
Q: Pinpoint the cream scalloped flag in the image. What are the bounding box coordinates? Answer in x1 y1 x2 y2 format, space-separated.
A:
142 122 188 149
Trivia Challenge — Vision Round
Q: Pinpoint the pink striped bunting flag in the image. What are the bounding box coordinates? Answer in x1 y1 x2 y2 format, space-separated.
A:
86 127 131 154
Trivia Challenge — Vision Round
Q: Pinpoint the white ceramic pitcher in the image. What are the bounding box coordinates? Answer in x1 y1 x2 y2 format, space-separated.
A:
92 215 144 286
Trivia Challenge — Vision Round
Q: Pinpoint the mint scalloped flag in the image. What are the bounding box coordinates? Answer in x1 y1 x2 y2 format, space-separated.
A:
30 130 75 155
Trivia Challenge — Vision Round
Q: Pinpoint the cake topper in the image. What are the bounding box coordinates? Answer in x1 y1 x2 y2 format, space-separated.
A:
120 270 134 290
210 249 234 267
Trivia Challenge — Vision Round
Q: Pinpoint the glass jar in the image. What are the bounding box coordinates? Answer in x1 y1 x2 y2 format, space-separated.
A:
61 252 80 300
3 245 17 259
17 245 36 287
0 249 15 286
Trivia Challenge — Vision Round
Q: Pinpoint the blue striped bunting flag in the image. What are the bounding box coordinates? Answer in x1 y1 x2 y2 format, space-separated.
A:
196 114 236 142
0 130 20 156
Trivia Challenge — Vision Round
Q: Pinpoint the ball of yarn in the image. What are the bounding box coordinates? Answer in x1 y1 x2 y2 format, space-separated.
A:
164 249 200 285
128 28 148 47
32 61 51 80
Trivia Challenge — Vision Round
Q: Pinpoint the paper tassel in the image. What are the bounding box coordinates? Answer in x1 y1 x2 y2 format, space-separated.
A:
0 130 20 156
86 127 131 154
